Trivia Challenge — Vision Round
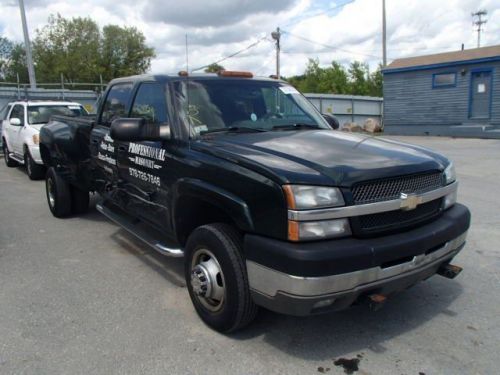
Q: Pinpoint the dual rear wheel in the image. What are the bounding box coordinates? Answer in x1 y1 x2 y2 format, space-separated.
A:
46 167 89 217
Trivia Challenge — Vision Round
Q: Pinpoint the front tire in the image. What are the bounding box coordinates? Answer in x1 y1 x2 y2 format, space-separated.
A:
185 223 258 333
25 150 46 180
46 167 72 218
3 141 18 167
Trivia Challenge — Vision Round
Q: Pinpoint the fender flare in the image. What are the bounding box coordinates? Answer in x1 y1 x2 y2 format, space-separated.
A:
172 178 254 233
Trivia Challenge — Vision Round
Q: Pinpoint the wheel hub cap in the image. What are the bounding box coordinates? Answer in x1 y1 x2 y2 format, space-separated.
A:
190 249 225 312
191 265 210 297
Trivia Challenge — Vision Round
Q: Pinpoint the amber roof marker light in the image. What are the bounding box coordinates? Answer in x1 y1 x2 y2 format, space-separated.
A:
217 70 253 78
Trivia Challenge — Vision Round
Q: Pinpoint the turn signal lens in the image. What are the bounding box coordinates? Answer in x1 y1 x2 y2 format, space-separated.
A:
32 134 40 145
288 219 351 241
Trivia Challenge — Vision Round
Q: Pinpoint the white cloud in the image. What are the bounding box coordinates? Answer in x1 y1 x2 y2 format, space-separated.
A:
0 0 499 80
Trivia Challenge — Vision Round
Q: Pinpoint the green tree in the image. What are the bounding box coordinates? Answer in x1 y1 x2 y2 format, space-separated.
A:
286 59 382 97
33 14 101 82
204 63 225 73
32 14 155 83
0 37 29 83
100 25 155 81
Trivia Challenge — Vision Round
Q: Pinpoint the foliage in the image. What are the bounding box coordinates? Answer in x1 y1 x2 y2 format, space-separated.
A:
0 14 155 83
286 58 383 97
100 25 155 80
0 38 28 82
204 63 225 73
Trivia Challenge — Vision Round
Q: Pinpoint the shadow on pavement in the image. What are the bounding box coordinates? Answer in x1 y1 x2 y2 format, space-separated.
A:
231 278 463 361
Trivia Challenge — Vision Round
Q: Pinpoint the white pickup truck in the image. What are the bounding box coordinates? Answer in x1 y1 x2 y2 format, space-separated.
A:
1 100 87 179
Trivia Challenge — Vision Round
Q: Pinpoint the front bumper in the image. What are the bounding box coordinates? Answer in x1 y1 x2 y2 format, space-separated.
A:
245 204 470 316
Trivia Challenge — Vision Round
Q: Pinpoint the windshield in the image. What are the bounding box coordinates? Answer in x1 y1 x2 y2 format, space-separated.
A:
27 105 87 125
175 79 330 136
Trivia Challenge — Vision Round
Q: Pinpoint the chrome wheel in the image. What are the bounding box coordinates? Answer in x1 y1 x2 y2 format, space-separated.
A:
190 248 226 312
47 177 55 208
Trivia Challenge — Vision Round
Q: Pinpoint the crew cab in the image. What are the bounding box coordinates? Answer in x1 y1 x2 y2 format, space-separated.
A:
2 100 87 179
39 72 471 332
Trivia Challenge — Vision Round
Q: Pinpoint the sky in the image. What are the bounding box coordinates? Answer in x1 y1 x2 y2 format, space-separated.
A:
1 0 499 78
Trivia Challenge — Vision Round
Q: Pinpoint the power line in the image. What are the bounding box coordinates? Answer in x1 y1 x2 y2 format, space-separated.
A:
190 36 269 72
282 30 381 59
282 0 355 28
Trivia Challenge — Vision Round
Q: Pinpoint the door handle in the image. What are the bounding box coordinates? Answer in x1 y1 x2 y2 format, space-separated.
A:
118 146 127 152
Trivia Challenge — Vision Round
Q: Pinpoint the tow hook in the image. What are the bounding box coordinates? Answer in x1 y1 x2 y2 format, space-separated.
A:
437 263 463 279
367 293 387 311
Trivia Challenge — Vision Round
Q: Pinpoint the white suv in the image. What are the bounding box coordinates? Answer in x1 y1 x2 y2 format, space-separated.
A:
2 101 87 179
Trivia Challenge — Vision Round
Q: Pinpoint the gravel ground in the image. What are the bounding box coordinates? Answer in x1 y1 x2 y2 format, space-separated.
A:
0 136 499 375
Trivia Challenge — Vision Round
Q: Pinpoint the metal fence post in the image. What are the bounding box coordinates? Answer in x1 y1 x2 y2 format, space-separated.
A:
60 74 65 100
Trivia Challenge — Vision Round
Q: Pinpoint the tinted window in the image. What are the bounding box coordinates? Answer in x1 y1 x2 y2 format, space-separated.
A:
177 80 328 135
100 83 133 126
130 83 168 125
10 105 25 125
27 105 87 124
433 73 456 87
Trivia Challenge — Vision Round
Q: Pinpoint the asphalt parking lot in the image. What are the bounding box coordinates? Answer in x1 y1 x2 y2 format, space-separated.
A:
0 136 499 375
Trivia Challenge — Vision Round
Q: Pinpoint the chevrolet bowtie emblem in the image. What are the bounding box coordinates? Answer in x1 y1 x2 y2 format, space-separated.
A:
400 192 423 211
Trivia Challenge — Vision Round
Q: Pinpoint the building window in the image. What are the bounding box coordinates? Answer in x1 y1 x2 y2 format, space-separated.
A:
433 72 456 88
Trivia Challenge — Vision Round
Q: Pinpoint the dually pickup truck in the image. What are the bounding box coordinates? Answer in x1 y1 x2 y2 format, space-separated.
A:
40 71 471 332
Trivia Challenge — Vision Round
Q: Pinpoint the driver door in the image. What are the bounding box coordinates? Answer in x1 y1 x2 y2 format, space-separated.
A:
8 104 25 156
115 82 171 230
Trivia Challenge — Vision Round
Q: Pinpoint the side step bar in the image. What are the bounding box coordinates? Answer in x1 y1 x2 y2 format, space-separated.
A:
96 202 184 257
9 153 24 164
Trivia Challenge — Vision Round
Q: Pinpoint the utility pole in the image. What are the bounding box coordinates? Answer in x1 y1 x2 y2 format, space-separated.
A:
18 0 36 89
382 0 387 66
271 27 281 79
472 10 487 48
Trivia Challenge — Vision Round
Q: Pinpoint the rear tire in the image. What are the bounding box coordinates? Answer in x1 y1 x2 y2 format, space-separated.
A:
46 167 72 218
3 141 18 167
25 150 46 180
185 223 258 333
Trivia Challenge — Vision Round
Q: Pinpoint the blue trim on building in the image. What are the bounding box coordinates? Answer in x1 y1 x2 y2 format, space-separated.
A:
432 71 457 88
383 56 500 74
468 67 494 119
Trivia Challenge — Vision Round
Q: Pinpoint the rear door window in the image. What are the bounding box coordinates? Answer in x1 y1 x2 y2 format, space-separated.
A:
100 83 133 126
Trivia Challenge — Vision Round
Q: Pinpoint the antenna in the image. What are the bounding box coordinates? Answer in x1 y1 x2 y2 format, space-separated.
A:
472 10 487 48
185 34 192 143
185 34 189 72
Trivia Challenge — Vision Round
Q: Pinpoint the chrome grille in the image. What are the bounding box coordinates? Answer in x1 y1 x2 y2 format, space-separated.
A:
352 172 444 205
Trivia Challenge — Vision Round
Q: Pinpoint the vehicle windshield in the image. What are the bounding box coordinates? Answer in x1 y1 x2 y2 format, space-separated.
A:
27 105 87 125
175 79 330 136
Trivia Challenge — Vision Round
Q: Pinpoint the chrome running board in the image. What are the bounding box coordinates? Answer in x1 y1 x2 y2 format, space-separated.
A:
96 202 184 257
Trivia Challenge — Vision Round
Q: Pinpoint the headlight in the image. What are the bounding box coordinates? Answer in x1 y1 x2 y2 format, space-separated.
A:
444 163 456 184
283 185 344 209
32 134 40 145
288 218 351 241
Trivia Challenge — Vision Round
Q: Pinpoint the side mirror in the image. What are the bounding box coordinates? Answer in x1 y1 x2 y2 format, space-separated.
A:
9 118 21 126
322 113 340 130
110 118 170 142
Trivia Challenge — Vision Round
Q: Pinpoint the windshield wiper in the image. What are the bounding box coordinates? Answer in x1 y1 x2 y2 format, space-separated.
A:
271 123 320 131
201 126 267 135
